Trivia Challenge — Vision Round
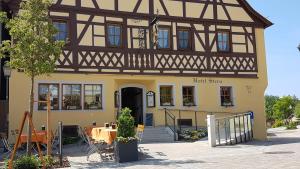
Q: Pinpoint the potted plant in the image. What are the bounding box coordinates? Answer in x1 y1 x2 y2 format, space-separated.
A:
115 107 138 163
222 98 233 107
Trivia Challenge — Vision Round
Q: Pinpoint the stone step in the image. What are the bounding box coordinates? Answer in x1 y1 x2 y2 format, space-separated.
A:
141 127 175 143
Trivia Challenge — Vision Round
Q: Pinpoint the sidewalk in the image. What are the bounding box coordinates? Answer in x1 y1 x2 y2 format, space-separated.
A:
64 126 300 169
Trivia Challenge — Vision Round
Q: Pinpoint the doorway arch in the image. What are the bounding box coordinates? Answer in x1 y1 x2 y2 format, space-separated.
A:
119 84 146 125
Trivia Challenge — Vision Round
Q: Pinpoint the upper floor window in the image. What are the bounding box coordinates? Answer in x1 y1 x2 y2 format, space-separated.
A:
177 29 191 50
217 31 230 52
62 84 82 110
107 24 122 47
84 84 102 110
158 27 171 49
53 21 68 41
160 85 174 106
182 86 195 106
38 84 59 110
220 86 234 107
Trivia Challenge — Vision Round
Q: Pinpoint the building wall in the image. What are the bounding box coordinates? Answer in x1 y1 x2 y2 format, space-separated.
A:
9 27 267 141
8 0 270 142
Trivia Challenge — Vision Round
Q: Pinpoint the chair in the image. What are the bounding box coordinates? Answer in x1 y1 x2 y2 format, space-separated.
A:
51 129 59 153
82 129 109 161
136 124 145 144
0 137 25 160
77 126 89 150
136 124 145 152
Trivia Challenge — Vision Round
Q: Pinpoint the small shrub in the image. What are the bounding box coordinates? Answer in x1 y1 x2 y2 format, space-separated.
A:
44 155 55 168
178 129 208 141
286 122 298 130
272 120 284 128
116 107 136 142
12 155 40 169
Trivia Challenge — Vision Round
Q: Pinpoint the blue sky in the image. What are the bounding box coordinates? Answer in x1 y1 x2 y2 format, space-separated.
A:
247 0 300 98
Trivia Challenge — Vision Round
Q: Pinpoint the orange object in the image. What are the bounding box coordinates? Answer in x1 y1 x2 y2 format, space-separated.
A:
90 127 117 145
19 131 49 146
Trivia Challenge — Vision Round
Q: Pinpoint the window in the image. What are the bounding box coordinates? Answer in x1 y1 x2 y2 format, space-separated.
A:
53 21 68 41
62 84 82 110
220 87 233 107
132 28 147 49
160 86 174 106
38 84 59 110
107 24 122 47
84 84 102 110
182 86 195 106
217 31 230 52
158 27 170 49
177 29 191 50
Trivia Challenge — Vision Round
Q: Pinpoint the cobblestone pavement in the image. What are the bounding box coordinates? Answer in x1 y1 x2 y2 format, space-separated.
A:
64 126 300 169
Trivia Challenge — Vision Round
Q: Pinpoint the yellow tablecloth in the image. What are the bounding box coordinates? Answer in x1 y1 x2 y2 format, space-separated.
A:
90 127 117 145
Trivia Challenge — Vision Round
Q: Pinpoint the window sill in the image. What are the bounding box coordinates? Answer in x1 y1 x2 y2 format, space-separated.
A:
36 109 104 113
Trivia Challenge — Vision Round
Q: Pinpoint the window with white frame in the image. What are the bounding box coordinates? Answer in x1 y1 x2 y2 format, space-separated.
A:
38 84 59 110
182 86 195 106
220 86 234 107
84 84 102 110
62 84 82 110
160 85 174 106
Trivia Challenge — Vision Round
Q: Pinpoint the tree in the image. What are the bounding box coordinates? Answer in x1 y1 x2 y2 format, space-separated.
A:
273 96 298 121
0 0 64 155
295 102 300 118
265 95 280 121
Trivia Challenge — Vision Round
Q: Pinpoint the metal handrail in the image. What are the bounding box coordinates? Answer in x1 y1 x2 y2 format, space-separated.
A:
164 108 176 141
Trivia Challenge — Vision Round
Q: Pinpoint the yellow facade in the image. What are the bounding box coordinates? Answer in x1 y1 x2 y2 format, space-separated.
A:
8 0 271 142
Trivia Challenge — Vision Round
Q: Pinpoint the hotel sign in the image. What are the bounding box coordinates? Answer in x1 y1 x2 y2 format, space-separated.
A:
193 78 223 84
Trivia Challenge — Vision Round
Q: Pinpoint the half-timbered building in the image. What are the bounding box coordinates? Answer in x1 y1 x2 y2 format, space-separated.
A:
7 0 272 141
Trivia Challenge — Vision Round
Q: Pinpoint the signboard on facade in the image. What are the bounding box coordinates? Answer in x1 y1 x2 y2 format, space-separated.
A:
146 91 155 108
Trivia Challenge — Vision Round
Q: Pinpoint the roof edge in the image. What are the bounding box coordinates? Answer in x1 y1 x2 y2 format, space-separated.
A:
238 0 273 28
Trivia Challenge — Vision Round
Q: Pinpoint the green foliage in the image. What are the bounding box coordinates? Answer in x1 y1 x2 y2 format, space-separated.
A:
286 122 298 130
272 119 284 128
265 95 280 121
0 0 64 77
117 107 136 142
44 155 54 168
295 103 300 118
273 96 298 120
178 129 208 141
12 155 40 169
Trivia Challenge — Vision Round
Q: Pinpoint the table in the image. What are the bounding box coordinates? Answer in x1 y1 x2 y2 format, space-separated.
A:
90 127 117 145
19 131 49 146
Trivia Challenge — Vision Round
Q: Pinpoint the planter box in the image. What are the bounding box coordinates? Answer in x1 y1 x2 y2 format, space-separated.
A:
115 140 138 163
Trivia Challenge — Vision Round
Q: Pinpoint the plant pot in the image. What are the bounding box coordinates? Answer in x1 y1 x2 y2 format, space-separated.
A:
115 139 138 163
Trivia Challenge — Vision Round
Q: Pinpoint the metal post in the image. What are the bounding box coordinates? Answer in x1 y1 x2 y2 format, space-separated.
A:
238 116 242 143
195 111 198 131
173 118 176 141
246 114 250 140
229 119 232 145
179 110 181 132
58 122 63 167
243 115 246 142
164 108 167 127
5 77 9 100
217 120 220 145
224 119 228 144
233 117 237 144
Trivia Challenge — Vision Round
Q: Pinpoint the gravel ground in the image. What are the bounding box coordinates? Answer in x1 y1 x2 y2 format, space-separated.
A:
63 126 300 169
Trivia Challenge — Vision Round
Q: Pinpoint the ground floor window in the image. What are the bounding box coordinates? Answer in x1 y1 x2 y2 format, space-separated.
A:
62 84 82 110
160 85 174 106
84 84 102 110
182 86 195 106
38 84 59 110
220 86 234 107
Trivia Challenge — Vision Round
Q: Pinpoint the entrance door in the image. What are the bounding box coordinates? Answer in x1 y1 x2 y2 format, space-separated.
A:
121 87 143 125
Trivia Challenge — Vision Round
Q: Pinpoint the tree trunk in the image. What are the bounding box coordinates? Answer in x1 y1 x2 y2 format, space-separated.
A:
26 76 34 155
